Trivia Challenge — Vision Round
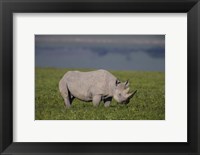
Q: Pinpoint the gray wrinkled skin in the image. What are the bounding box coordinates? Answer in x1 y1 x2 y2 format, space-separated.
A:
59 69 137 108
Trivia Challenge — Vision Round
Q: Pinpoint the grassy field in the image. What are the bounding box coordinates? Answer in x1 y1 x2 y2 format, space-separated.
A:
35 68 165 120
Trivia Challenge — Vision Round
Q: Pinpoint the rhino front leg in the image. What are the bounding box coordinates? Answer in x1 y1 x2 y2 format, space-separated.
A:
92 95 101 107
104 97 112 107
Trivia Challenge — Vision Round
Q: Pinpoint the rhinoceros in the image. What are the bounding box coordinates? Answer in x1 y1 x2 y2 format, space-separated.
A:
59 69 137 108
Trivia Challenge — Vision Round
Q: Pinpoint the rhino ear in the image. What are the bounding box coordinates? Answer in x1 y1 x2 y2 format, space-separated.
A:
115 79 121 86
125 80 129 88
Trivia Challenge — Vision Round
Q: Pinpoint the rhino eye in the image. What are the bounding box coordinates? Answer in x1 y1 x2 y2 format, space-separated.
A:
119 93 121 96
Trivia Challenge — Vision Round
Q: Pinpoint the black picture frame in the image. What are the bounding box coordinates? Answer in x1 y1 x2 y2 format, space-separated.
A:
0 0 200 154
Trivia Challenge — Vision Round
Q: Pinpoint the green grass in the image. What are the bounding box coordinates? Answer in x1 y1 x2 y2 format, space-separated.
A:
35 68 165 120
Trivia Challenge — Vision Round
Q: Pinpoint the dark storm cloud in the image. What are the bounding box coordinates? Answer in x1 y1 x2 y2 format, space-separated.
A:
35 35 165 71
36 45 165 59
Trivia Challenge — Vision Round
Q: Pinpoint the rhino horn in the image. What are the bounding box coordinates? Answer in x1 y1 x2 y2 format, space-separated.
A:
127 90 137 99
124 87 130 93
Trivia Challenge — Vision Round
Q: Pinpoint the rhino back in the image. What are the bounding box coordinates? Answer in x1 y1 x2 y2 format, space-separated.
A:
63 70 116 100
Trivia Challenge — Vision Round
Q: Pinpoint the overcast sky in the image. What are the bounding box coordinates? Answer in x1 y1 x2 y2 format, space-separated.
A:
35 35 165 71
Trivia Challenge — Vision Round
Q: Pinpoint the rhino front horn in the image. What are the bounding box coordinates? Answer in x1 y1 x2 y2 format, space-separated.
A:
128 90 137 99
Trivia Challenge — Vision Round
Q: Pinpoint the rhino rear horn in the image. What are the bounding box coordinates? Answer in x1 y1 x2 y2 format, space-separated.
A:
124 87 130 93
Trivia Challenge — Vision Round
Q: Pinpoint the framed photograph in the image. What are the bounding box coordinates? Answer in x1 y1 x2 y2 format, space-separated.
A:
35 34 165 121
0 0 199 154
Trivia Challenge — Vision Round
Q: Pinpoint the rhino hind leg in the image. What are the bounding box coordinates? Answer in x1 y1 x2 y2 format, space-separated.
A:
64 96 71 108
92 95 101 107
59 82 72 108
104 97 112 107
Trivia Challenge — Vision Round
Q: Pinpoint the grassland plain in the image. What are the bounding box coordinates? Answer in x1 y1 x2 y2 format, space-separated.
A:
35 68 165 120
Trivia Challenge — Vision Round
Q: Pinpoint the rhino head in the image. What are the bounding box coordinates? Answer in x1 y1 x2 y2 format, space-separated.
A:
113 80 137 104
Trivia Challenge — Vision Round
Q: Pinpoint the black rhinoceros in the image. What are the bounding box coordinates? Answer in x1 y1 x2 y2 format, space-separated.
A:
59 69 137 108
